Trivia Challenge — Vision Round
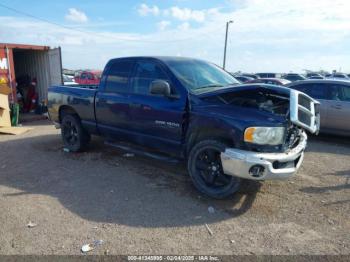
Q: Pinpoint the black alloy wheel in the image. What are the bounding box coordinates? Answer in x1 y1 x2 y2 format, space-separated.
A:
188 140 241 199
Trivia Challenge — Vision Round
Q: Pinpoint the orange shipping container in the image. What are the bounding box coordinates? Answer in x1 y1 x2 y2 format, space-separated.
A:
0 43 63 104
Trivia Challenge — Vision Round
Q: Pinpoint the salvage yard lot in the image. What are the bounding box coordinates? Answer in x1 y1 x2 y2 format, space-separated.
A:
0 120 349 255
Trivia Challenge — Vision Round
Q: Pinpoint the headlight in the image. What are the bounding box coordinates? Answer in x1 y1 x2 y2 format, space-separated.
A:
244 127 285 145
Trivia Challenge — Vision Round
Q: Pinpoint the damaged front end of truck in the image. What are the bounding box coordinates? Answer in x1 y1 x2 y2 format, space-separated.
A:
194 84 320 180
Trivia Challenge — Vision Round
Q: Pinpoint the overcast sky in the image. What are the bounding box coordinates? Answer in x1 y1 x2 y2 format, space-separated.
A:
0 0 349 73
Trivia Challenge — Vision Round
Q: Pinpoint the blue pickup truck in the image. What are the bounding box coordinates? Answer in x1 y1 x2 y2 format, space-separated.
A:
48 56 320 198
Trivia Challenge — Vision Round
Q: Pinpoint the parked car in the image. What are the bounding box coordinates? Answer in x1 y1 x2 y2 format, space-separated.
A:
48 56 319 198
306 73 323 78
74 70 101 85
241 73 259 79
331 73 349 79
256 73 281 78
63 74 78 85
287 79 350 136
282 73 307 82
234 75 254 83
246 78 291 86
308 75 324 79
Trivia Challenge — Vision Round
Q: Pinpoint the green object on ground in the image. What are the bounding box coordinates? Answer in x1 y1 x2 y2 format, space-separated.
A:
10 103 19 126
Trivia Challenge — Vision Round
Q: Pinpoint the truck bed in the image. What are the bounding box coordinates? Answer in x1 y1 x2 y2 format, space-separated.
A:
48 85 97 129
63 84 99 90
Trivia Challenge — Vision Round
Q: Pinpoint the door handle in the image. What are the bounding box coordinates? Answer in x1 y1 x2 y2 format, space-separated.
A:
129 103 141 109
142 105 152 111
331 104 342 109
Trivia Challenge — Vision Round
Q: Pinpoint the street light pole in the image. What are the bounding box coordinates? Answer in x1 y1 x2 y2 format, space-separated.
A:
223 20 233 70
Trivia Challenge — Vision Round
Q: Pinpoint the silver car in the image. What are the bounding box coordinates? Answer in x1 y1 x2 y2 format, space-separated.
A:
287 79 350 136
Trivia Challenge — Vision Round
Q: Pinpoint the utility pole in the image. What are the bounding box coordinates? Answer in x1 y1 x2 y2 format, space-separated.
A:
223 20 233 70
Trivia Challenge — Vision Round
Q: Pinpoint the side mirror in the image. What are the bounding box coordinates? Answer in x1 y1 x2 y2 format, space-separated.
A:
149 80 171 97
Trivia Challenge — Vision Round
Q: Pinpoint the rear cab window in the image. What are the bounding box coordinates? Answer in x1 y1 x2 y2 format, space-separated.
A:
104 59 134 93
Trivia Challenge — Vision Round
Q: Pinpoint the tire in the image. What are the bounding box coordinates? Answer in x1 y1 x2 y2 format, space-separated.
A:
61 114 90 152
187 139 241 199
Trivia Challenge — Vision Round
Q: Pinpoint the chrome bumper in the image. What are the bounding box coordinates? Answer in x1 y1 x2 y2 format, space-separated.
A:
220 132 307 180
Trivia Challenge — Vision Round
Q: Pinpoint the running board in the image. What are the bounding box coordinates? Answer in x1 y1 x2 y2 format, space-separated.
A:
104 141 180 164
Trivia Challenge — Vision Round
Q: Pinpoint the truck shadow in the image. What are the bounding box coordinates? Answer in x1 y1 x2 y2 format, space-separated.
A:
307 134 350 156
299 169 350 194
0 133 261 228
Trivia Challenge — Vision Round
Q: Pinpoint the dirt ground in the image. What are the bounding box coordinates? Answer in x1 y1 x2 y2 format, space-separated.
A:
0 120 349 255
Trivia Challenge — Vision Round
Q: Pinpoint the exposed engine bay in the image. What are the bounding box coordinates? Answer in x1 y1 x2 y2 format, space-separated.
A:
200 85 320 136
212 88 290 116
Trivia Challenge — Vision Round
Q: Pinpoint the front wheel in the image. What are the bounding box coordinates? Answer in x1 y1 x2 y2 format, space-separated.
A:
61 114 90 152
187 140 241 199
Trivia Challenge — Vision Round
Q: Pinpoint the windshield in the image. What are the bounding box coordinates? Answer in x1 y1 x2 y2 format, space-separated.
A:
165 59 240 92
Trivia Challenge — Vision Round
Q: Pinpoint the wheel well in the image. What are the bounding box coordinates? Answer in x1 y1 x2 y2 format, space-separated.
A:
186 128 235 156
59 106 79 123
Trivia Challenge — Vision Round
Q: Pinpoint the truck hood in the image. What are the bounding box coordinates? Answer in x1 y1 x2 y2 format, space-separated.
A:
193 84 320 134
195 84 291 98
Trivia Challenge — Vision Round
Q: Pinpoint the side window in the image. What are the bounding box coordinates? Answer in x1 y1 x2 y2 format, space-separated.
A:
293 83 327 100
309 84 328 99
105 60 134 93
80 73 87 80
340 85 350 102
131 61 170 95
292 83 309 94
328 84 343 101
87 73 93 80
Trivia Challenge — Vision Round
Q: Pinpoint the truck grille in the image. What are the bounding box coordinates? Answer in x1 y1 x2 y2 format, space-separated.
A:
289 91 320 134
298 110 312 126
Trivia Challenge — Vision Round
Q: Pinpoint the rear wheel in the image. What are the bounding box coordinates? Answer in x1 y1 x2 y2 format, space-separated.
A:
61 114 90 152
188 140 241 199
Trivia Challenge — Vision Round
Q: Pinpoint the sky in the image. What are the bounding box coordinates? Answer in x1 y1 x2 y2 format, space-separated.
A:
0 0 349 73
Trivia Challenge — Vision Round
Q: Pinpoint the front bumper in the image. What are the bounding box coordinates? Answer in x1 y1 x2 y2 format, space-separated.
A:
220 132 307 180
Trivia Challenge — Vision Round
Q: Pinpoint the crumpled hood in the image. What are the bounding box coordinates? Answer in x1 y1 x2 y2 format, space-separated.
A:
192 83 320 134
195 84 291 99
193 102 287 126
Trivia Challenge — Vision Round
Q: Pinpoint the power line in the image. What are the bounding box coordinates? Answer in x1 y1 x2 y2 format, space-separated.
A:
0 3 225 44
0 3 89 34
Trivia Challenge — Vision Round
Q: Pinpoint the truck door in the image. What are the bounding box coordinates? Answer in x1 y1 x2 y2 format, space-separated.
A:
95 59 134 140
128 59 187 154
48 47 63 86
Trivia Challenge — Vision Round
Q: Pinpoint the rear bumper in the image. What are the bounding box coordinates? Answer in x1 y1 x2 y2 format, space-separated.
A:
220 132 307 180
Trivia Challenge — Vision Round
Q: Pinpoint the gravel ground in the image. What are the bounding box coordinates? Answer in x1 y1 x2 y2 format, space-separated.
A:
0 120 349 255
